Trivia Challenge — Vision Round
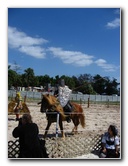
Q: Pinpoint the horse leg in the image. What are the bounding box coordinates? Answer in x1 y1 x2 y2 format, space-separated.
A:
44 120 51 138
72 126 78 134
59 118 65 139
72 116 79 134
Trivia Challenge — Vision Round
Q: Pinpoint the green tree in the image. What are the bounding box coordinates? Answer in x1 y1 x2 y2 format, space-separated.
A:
8 64 120 95
92 74 107 94
74 74 95 94
8 66 18 89
23 68 35 87
105 78 120 95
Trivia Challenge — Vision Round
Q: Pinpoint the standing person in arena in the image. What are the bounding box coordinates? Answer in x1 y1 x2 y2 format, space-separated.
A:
100 125 120 158
54 79 73 123
14 92 23 121
12 114 48 158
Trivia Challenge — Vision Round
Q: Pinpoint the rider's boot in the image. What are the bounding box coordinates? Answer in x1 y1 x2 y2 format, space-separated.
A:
64 101 73 123
66 116 71 123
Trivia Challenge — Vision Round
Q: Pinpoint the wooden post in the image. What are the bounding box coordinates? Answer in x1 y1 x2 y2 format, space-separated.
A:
80 98 82 105
107 99 109 108
56 112 60 138
87 97 90 108
24 95 26 103
11 94 13 101
41 93 43 99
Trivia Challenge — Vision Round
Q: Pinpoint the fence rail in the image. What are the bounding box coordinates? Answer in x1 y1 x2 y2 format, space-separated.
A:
8 134 102 158
8 90 120 102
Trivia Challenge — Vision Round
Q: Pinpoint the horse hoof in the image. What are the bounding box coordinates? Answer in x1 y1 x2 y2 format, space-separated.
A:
61 137 65 140
66 117 71 123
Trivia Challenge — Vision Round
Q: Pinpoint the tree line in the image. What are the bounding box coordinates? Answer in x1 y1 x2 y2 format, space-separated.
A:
8 66 120 95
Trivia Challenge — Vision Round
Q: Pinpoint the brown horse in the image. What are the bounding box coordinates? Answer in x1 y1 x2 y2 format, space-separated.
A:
38 94 85 139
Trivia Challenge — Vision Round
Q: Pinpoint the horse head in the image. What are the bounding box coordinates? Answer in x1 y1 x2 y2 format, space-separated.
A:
38 94 50 113
39 94 66 118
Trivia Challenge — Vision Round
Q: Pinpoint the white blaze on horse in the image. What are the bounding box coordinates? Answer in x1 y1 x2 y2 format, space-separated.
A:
38 94 85 139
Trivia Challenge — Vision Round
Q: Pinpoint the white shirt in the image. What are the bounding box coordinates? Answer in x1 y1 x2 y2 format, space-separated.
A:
101 132 120 149
58 85 72 107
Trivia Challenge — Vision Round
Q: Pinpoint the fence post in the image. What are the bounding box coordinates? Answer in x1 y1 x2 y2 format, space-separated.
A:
87 97 90 108
107 99 109 108
56 112 60 138
41 93 43 99
80 98 82 105
24 95 26 103
11 93 13 101
33 92 34 100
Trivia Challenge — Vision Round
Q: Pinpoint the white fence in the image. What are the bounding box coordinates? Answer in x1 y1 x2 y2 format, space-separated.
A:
8 90 120 102
71 94 120 102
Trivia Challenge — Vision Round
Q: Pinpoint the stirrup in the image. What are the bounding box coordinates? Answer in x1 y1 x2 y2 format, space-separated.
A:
66 117 71 123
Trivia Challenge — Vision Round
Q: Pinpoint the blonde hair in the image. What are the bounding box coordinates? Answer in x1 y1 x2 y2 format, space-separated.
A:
16 92 22 100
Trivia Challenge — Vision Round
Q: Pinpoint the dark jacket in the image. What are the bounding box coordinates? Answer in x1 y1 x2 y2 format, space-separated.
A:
12 122 44 158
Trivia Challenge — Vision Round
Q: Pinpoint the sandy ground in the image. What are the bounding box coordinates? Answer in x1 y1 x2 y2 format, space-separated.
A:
8 102 120 159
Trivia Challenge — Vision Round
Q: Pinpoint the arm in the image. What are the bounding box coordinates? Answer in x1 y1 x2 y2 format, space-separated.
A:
12 120 23 138
101 143 107 153
17 100 22 109
115 145 120 154
115 136 120 154
101 133 107 153
12 126 21 138
54 89 59 97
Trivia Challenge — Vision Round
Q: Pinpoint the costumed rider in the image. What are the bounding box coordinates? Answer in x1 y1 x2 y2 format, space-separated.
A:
54 79 73 123
14 92 23 121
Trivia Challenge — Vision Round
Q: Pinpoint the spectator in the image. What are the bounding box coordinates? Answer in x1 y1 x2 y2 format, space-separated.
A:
12 114 48 158
100 125 120 158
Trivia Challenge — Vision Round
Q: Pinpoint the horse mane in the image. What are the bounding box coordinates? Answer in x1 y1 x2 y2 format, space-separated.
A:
43 94 66 119
43 94 59 106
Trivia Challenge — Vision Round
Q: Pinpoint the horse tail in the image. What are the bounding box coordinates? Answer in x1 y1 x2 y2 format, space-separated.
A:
79 113 85 128
78 105 85 128
72 102 85 128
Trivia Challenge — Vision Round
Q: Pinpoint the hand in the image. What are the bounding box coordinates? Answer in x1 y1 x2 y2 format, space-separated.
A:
102 148 107 153
18 118 23 126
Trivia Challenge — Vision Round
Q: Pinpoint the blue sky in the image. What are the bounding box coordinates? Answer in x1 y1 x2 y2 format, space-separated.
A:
8 8 120 82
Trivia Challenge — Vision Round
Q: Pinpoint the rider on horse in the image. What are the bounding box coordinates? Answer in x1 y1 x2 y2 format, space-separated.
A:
54 79 73 123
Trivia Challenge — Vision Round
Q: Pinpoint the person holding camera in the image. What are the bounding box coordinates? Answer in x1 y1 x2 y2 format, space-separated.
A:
12 114 48 158
100 125 120 158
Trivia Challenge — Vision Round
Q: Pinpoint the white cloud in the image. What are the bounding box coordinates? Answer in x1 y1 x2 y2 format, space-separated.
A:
8 62 21 70
48 47 94 67
8 26 119 73
106 18 120 29
19 46 46 59
95 59 118 72
8 26 48 58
